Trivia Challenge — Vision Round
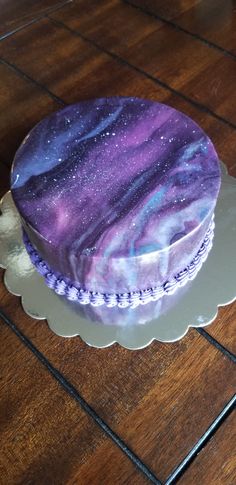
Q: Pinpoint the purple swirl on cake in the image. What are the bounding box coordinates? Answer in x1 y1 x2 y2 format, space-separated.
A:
11 97 221 304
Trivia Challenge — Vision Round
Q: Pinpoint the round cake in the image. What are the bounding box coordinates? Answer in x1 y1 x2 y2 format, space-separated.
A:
11 97 221 308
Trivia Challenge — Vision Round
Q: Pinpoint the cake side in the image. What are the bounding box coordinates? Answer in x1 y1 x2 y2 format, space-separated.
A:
21 203 215 294
22 216 214 308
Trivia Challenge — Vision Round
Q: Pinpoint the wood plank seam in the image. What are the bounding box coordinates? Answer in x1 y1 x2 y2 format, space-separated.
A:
0 17 49 43
0 307 162 485
0 58 65 106
165 394 236 485
124 0 236 62
0 0 72 42
196 328 236 364
48 16 236 131
0 304 235 484
1 15 236 131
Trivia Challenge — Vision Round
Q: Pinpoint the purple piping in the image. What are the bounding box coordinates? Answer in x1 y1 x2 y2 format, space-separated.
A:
23 216 214 309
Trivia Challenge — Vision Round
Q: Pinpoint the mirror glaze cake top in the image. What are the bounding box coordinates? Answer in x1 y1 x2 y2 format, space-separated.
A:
11 97 221 304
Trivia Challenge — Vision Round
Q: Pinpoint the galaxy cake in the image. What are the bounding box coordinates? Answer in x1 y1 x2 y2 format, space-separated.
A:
11 97 221 308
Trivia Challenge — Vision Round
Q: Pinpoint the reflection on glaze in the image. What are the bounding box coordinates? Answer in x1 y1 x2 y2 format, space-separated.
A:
11 97 221 294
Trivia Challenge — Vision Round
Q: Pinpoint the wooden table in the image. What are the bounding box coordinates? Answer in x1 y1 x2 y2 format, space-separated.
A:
0 1 235 484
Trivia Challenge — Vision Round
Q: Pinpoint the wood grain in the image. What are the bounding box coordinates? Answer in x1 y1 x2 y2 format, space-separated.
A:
0 0 71 38
130 0 236 55
1 17 236 171
51 0 159 53
0 321 148 485
179 411 236 485
0 63 60 167
0 18 167 104
0 285 235 482
206 304 236 355
174 0 236 56
51 1 236 125
126 0 200 21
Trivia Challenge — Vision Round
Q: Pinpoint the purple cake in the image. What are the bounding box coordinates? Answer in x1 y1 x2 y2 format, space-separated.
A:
11 97 221 308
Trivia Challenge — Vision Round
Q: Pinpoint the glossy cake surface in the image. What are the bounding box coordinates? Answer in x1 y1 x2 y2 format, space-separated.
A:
11 97 221 296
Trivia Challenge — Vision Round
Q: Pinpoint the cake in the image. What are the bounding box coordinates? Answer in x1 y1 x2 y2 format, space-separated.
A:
11 97 221 309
